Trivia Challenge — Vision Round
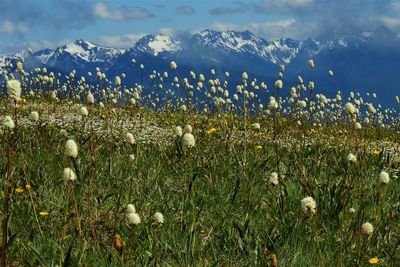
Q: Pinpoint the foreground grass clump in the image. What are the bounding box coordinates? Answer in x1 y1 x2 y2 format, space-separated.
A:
0 99 399 266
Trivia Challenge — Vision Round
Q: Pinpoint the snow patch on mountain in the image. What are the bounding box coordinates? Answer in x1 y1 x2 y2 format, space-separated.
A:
134 35 181 56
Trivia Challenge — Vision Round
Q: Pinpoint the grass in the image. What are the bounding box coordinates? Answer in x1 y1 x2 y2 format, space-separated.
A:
0 97 399 266
0 61 400 266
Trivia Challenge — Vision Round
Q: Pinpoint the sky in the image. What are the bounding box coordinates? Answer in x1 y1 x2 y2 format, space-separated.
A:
0 0 400 54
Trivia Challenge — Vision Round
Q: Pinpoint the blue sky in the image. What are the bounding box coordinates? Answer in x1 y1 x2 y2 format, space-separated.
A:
0 0 399 54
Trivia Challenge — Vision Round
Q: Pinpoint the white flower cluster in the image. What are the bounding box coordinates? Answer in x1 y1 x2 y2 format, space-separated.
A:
301 196 316 215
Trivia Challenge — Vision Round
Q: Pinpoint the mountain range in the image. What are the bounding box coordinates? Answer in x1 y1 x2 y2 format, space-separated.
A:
1 26 399 104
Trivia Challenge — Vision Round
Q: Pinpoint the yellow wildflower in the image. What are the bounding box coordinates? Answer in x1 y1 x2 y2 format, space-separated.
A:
25 184 32 190
15 188 24 193
369 257 379 264
39 211 49 216
256 145 263 149
207 128 217 135
372 149 380 155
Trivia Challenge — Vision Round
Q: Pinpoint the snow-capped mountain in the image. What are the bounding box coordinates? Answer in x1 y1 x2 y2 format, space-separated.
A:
32 40 125 72
188 29 301 64
1 26 400 103
0 40 125 74
133 34 182 56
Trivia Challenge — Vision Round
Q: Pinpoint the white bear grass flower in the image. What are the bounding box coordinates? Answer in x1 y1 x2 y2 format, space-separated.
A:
86 93 95 105
347 153 357 163
2 116 15 129
127 204 136 214
127 212 141 225
65 140 78 158
361 222 373 235
170 61 177 70
63 167 77 182
174 126 183 137
182 133 195 148
154 212 164 224
30 111 39 122
7 79 21 101
126 133 135 145
126 204 141 225
301 196 316 215
80 106 89 117
184 125 192 134
274 79 283 89
269 172 279 186
379 171 390 184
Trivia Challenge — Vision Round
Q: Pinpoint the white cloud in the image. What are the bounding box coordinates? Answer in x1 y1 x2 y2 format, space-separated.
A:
0 39 71 55
391 2 400 11
93 2 153 21
176 5 195 15
159 28 175 36
264 0 314 8
98 33 146 48
377 16 400 28
0 20 29 34
94 2 123 20
210 19 318 40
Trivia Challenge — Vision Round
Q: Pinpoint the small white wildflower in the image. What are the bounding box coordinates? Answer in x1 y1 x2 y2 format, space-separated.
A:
308 81 315 90
170 61 177 70
51 91 57 100
126 133 135 145
308 59 315 68
182 133 195 148
297 75 304 84
127 204 136 214
268 96 278 110
301 196 316 215
251 123 260 130
184 125 192 134
127 212 141 225
63 167 77 182
1 116 15 129
361 222 374 235
65 139 78 158
274 79 283 89
80 106 88 117
7 79 21 101
349 208 356 213
347 153 357 163
174 126 183 137
345 103 356 114
114 76 121 86
129 154 135 161
154 212 164 224
269 172 279 186
379 171 390 184
86 93 95 105
180 105 187 112
30 111 39 121
242 72 248 80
